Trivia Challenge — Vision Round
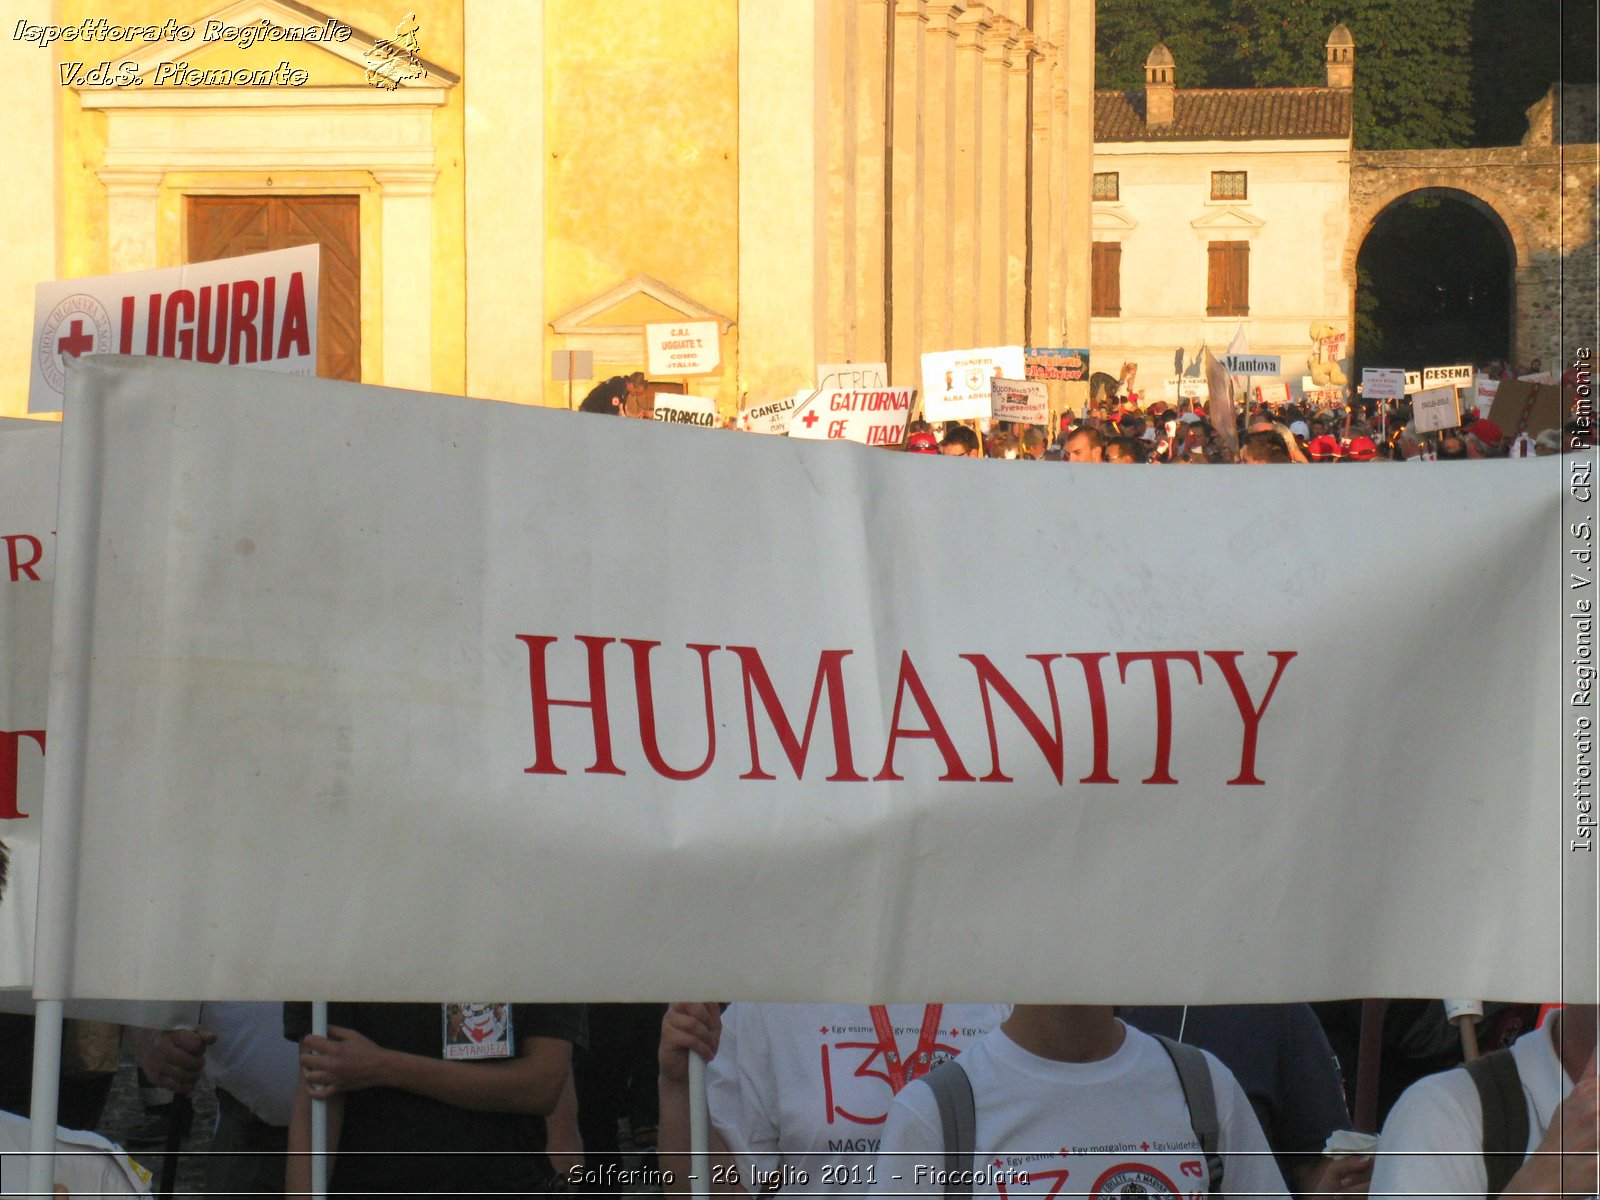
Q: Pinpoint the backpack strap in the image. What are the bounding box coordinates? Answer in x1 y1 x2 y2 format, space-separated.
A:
1465 1050 1528 1199
924 1059 976 1200
1153 1034 1223 1199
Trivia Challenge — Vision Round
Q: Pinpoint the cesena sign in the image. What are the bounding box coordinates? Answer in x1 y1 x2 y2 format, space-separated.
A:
29 245 320 414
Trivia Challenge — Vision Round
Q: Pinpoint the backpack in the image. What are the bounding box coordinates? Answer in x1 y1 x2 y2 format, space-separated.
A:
923 1035 1223 1200
1464 1049 1529 1199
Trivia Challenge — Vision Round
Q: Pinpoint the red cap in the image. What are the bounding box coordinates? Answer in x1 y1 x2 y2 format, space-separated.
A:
1307 434 1343 461
906 431 939 454
1344 436 1378 461
1469 418 1504 446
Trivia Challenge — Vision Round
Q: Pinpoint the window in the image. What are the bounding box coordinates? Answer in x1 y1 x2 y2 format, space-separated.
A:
1091 242 1121 317
1206 241 1249 316
1210 170 1248 201
1092 172 1120 201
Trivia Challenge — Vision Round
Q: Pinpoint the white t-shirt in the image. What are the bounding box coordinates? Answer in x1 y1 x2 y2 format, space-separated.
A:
200 1000 300 1127
869 1022 1289 1199
0 1109 151 1195
707 1002 1008 1194
1371 1019 1575 1200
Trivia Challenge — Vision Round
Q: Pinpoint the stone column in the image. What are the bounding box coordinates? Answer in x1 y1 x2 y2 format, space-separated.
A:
855 0 893 364
889 0 927 387
739 0 824 399
921 3 963 358
464 0 543 404
979 19 1016 346
98 171 163 274
951 6 990 348
1006 30 1033 345
373 170 437 390
821 1 857 361
1059 0 1094 355
1029 41 1057 346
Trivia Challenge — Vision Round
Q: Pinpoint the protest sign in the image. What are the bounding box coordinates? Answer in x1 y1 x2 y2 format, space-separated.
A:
1254 382 1291 407
788 386 915 444
35 356 1580 1005
1412 385 1462 433
653 393 719 428
1024 348 1089 382
921 346 1026 421
1423 364 1473 390
739 393 802 436
29 245 319 414
1488 380 1568 438
817 362 888 391
1361 368 1407 400
1473 376 1501 412
645 321 720 376
991 379 1050 425
1166 376 1206 400
1221 354 1280 376
1519 372 1554 386
1404 371 1422 395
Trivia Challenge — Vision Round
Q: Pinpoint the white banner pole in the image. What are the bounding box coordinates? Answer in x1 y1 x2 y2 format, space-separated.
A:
24 998 64 1197
688 1052 708 1200
311 1000 329 1200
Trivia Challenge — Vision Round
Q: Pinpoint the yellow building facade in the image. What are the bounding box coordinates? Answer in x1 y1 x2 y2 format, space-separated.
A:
0 0 1093 419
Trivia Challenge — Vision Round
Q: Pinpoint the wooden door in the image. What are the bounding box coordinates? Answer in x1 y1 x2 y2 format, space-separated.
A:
187 196 361 381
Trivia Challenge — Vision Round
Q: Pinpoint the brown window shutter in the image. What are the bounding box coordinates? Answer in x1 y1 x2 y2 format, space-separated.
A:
1232 242 1249 315
1092 242 1121 317
1207 242 1227 316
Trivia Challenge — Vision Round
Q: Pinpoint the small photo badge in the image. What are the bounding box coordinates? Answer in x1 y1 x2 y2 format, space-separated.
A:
442 1003 514 1060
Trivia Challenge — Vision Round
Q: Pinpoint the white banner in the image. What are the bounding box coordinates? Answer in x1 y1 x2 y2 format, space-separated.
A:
1361 368 1407 400
1221 354 1280 376
653 393 719 428
1423 364 1473 390
30 245 319 414
645 321 720 376
739 393 802 436
1474 376 1502 411
1412 385 1462 433
921 347 1025 421
1 424 59 989
1165 376 1206 400
1404 371 1423 395
817 362 888 391
990 379 1049 426
36 357 1583 1005
787 387 914 445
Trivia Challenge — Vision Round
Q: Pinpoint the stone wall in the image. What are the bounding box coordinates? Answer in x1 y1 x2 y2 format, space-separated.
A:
1348 144 1598 368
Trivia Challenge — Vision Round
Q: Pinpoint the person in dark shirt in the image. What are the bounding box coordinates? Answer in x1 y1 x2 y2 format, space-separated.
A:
284 1000 586 1199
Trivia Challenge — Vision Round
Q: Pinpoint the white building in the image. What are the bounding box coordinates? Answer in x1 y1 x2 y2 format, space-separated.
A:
1090 29 1356 402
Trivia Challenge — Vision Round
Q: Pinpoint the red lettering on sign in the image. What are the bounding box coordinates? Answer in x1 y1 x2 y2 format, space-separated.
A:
623 639 720 781
1065 653 1118 783
276 272 310 361
874 651 975 782
1117 651 1204 784
0 730 45 820
229 281 260 365
1206 650 1296 786
961 654 1065 784
3 535 43 582
518 634 625 776
194 283 229 364
162 289 196 359
729 646 866 782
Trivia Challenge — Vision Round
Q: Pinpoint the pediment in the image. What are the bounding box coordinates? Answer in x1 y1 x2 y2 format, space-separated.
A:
86 0 458 105
1092 207 1138 232
1190 206 1265 231
551 276 735 336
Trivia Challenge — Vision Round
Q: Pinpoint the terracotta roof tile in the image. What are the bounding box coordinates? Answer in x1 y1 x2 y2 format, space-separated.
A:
1095 88 1353 141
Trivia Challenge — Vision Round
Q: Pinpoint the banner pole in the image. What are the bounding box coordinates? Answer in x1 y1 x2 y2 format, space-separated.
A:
311 999 329 1200
25 999 64 1198
29 360 107 1200
688 1051 709 1200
